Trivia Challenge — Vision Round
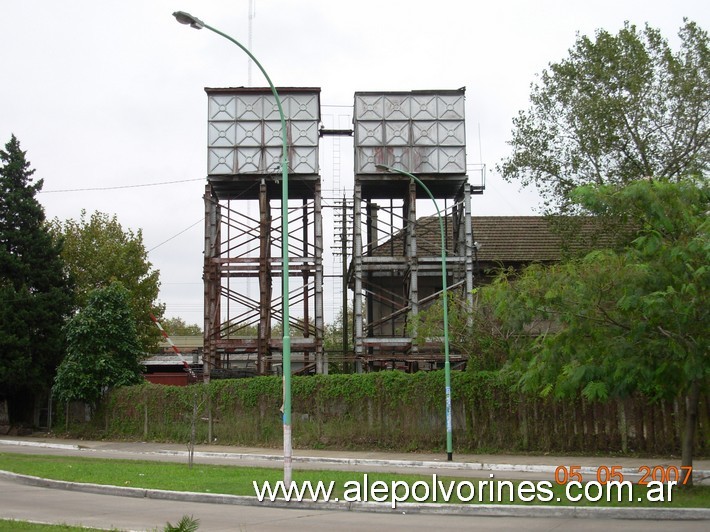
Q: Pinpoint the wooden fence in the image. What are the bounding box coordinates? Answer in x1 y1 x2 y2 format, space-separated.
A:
83 371 708 456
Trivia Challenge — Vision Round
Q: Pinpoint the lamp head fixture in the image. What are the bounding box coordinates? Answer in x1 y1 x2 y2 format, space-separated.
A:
173 11 204 30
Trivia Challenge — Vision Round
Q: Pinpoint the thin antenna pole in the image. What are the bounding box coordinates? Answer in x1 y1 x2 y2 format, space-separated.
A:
478 122 483 166
248 0 255 86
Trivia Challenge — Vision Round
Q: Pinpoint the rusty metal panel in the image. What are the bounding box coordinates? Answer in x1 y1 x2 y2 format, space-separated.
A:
411 121 437 145
411 146 439 174
236 147 263 173
356 146 379 174
355 121 384 146
383 94 410 120
439 146 466 172
355 93 385 120
206 87 321 178
410 94 437 120
263 121 283 146
353 89 466 175
384 121 410 146
356 146 412 174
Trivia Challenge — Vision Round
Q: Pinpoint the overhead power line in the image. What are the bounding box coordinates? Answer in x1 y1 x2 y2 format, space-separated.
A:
148 217 204 252
39 178 204 193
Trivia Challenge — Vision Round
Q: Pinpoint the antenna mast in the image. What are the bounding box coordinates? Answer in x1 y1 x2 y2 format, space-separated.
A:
248 0 255 86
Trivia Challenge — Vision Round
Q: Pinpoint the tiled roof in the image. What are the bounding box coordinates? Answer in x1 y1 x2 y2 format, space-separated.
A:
369 216 606 264
143 354 193 366
470 216 568 263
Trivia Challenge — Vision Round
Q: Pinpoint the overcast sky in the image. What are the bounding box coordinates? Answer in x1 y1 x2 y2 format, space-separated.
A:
1 0 707 326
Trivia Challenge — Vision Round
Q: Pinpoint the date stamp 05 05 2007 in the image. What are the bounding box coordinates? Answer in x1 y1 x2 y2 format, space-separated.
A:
553 465 693 485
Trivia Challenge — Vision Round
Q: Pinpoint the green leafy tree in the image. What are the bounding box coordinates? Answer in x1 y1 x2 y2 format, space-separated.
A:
50 210 163 353
53 281 144 410
489 179 708 483
162 316 202 336
223 321 259 336
498 20 709 212
323 307 353 352
322 308 354 373
0 135 73 420
410 291 512 372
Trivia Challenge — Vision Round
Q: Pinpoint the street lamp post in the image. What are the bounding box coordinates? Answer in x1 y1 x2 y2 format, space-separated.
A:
376 164 454 461
173 11 294 483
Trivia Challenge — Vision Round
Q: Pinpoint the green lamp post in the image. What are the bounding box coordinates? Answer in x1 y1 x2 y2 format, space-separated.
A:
173 11 294 483
377 164 454 461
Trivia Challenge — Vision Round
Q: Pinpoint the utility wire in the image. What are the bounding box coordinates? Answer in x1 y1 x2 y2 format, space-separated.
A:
148 217 204 252
39 178 203 193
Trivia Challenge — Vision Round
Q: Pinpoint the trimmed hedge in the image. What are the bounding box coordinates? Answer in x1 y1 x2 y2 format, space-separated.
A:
91 370 708 455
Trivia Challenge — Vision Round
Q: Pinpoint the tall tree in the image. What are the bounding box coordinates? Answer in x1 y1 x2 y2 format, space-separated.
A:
487 179 708 482
53 281 144 410
162 316 202 336
0 135 73 420
50 211 163 354
410 291 512 373
498 20 709 212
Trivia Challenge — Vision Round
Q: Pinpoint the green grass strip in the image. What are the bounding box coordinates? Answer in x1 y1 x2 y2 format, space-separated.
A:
0 519 112 531
0 453 707 508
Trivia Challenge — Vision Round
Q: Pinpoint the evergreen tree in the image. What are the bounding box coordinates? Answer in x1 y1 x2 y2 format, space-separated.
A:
0 135 73 420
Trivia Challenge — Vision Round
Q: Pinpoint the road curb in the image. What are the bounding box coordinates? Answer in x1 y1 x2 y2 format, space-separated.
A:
155 449 710 484
3 437 708 484
0 438 710 484
0 439 80 451
1 470 708 520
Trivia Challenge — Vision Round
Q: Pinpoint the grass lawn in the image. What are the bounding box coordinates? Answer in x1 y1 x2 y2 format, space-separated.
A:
0 452 707 508
0 520 111 531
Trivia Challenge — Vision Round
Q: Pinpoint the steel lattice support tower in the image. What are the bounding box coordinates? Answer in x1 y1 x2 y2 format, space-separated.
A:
202 87 324 379
350 89 475 371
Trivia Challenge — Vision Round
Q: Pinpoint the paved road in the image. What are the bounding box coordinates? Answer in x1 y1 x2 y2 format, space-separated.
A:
1 478 708 532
